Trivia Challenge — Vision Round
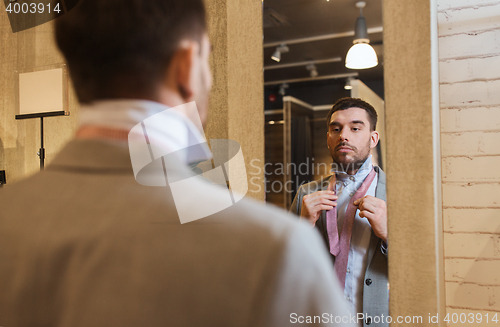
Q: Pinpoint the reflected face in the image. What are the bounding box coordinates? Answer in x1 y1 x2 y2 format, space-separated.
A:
195 34 212 127
326 107 379 173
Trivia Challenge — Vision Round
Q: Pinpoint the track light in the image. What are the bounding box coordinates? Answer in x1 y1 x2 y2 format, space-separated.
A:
271 44 289 62
271 50 281 62
345 2 378 70
344 77 354 90
306 64 318 78
279 83 289 96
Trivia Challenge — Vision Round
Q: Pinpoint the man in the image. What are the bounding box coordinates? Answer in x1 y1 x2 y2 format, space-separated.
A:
290 97 388 327
0 1 354 326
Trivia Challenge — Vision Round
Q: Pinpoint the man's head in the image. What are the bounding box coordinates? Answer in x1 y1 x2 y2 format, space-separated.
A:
326 97 379 174
55 0 211 124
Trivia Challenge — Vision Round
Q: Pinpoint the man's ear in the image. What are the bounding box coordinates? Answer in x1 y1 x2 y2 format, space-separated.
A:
167 40 198 102
370 130 380 149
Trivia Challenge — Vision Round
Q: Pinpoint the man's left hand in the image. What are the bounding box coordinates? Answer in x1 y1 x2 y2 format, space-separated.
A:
353 195 387 242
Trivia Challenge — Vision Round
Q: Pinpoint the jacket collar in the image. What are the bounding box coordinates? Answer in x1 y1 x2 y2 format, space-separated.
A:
47 139 133 173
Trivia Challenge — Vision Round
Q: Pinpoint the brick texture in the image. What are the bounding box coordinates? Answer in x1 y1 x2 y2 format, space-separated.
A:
440 56 500 84
441 107 500 131
442 183 500 207
440 80 500 108
442 157 500 182
441 132 500 157
439 29 500 60
446 282 500 311
438 0 500 317
438 3 500 36
445 259 500 284
444 208 500 233
438 0 500 11
444 233 500 259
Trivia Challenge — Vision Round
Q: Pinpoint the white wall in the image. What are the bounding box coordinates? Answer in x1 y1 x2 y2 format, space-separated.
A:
438 0 500 321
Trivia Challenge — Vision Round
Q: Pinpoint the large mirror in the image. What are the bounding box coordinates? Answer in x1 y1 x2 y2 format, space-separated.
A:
262 0 388 324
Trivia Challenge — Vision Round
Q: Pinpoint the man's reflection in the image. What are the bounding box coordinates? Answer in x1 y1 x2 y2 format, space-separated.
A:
290 97 388 326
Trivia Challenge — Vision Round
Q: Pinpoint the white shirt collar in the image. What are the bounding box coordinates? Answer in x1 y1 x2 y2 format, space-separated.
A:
331 155 373 181
78 99 212 166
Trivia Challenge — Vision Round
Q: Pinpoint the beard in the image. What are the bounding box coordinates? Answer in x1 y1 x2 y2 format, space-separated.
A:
330 139 371 173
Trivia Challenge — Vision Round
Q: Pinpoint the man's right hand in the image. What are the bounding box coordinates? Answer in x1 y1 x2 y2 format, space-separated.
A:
300 176 338 226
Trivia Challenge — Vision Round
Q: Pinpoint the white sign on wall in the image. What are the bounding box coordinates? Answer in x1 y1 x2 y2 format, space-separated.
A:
16 65 68 119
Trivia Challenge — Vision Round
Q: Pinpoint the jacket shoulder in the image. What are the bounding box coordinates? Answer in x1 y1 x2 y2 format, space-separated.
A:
374 166 386 202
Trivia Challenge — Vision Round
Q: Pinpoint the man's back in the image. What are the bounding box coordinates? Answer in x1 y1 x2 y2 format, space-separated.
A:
0 139 352 327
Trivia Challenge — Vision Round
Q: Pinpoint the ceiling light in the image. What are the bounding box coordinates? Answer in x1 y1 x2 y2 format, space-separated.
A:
279 83 289 96
271 50 281 62
344 77 354 90
306 63 318 78
345 1 378 70
346 44 378 69
271 44 289 62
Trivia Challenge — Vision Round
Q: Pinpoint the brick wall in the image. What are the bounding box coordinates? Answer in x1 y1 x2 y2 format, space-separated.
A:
438 0 500 323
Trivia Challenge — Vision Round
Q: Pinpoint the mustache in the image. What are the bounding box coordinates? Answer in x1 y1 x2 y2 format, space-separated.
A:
335 142 357 151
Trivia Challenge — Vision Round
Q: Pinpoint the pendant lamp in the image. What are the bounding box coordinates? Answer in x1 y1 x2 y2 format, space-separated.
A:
345 2 378 70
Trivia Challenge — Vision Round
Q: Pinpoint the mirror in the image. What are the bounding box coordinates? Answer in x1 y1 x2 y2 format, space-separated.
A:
262 0 388 323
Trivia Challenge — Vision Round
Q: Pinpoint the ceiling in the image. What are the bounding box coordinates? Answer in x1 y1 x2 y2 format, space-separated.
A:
263 0 383 86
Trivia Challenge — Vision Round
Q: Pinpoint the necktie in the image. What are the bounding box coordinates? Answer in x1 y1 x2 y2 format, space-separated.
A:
326 168 376 289
326 174 340 256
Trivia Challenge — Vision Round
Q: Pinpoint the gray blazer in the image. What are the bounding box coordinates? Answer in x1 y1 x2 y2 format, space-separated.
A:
0 139 356 327
290 166 388 327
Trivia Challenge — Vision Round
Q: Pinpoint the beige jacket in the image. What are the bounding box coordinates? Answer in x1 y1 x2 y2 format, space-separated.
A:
0 139 354 327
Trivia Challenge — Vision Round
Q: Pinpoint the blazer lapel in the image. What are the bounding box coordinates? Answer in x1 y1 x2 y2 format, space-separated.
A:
317 175 333 228
366 166 386 265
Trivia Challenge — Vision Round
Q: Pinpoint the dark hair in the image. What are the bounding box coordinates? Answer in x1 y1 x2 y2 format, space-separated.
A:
55 0 206 103
326 97 378 131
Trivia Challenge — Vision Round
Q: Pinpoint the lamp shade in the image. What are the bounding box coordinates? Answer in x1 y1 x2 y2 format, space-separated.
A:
344 77 354 90
345 43 378 69
271 49 281 62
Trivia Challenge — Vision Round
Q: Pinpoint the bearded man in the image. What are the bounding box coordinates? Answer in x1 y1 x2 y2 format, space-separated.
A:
291 97 388 327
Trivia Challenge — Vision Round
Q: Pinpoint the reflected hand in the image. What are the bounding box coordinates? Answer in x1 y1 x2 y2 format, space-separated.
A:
354 195 388 242
300 177 338 226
